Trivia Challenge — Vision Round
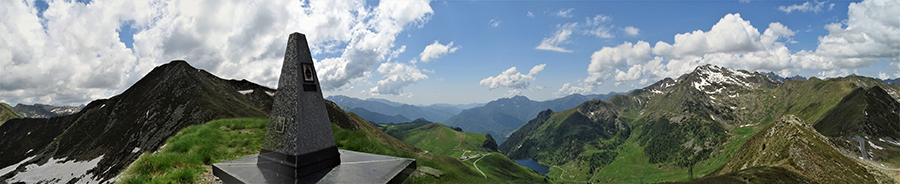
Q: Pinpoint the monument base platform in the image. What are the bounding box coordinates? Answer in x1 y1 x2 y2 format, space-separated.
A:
212 149 416 184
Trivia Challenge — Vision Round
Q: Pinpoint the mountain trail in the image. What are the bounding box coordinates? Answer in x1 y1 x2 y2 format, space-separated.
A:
454 131 466 149
855 136 900 171
552 165 589 183
474 154 489 178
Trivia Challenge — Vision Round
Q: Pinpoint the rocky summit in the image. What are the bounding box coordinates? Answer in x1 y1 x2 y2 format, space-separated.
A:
0 60 274 183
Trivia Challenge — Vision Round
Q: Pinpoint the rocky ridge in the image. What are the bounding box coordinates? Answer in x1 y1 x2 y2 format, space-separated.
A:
0 60 274 183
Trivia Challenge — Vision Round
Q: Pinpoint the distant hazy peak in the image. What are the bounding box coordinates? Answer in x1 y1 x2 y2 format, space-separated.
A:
508 95 530 101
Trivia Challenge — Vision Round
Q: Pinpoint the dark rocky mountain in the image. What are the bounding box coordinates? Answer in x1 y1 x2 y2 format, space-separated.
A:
327 95 458 122
761 71 807 83
814 86 900 162
12 103 84 118
0 60 274 183
0 103 19 126
482 133 498 152
441 91 623 144
348 107 411 124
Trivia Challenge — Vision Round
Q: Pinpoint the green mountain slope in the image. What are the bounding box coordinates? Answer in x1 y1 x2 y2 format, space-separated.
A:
813 85 900 165
500 64 900 183
0 103 19 126
120 100 541 183
384 122 493 157
663 166 815 184
444 93 618 144
378 121 546 183
714 115 892 183
814 86 900 139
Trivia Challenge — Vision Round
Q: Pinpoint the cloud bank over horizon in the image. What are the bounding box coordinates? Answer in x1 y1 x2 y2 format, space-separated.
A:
557 0 899 96
1 0 897 106
1 0 438 105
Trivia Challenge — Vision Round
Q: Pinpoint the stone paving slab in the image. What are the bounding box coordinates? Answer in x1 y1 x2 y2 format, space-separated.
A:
212 149 415 184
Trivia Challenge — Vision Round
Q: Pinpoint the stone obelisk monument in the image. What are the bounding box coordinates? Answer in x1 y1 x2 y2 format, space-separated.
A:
257 32 341 178
213 33 415 184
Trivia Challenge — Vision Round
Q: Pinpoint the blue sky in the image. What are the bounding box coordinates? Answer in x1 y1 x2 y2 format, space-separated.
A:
321 0 894 104
1 0 898 106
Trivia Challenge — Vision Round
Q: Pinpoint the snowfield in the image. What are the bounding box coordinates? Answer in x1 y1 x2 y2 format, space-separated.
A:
7 155 105 183
0 156 36 176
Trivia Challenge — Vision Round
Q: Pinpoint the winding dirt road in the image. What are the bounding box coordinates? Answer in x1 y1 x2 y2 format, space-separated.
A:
854 136 900 171
474 154 489 178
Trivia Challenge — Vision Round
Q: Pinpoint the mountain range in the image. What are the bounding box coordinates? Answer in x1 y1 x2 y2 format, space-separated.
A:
4 60 900 183
761 71 807 83
329 92 620 145
443 93 620 144
347 107 412 124
4 103 83 119
500 64 900 183
326 95 462 123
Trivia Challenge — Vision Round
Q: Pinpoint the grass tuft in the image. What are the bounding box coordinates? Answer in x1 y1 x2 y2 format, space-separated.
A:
117 118 267 184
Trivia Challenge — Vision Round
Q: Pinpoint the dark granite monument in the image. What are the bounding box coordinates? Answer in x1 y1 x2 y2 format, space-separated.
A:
213 33 416 183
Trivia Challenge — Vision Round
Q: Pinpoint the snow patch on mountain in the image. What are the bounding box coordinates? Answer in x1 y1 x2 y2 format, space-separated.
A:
869 141 884 150
727 68 752 78
691 65 758 94
6 155 104 183
879 138 900 147
238 90 254 95
0 156 36 176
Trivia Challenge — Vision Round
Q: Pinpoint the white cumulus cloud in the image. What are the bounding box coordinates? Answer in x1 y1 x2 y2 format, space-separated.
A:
367 62 428 96
559 13 797 96
0 0 435 105
623 26 640 36
558 0 900 96
0 0 149 105
418 40 460 63
480 64 546 95
807 0 899 67
529 64 546 75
